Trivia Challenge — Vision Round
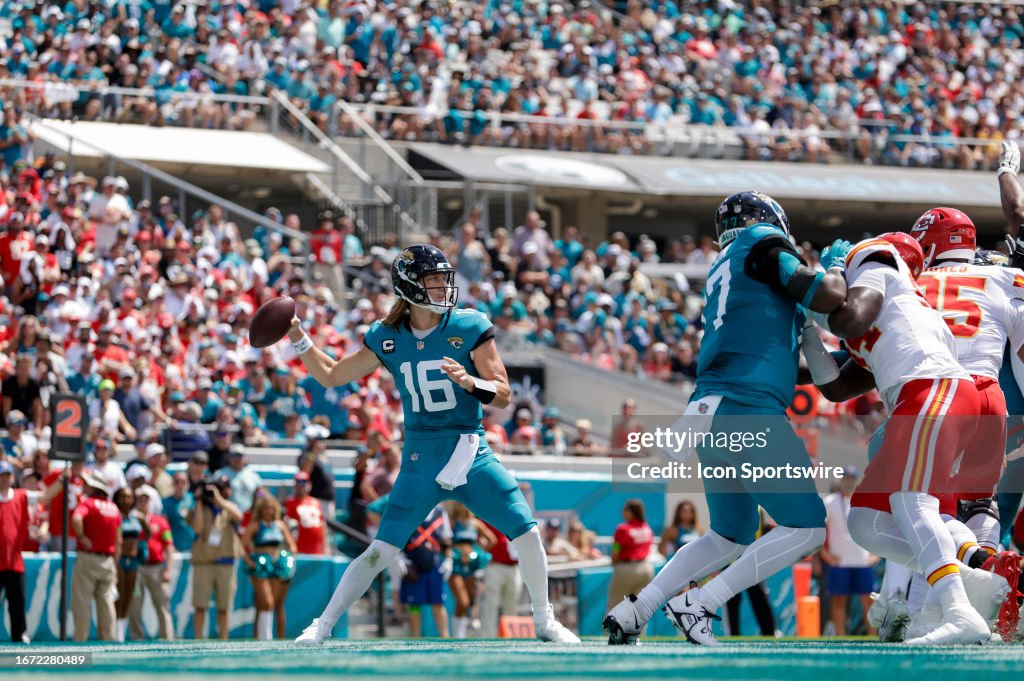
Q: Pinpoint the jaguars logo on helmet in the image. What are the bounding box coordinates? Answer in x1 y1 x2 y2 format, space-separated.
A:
974 249 1010 267
714 191 790 248
391 244 459 314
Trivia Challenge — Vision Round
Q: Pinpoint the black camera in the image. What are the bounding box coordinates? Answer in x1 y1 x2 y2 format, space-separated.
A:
200 477 220 503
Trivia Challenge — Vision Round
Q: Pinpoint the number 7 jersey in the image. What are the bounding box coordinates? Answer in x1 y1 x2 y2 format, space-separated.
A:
918 263 1024 380
843 239 968 410
363 309 495 436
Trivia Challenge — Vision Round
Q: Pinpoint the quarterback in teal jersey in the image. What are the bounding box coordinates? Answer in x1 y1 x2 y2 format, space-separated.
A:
605 191 848 646
289 244 578 645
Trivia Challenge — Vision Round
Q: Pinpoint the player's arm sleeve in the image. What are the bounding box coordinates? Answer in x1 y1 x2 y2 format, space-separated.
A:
744 236 824 308
817 357 877 403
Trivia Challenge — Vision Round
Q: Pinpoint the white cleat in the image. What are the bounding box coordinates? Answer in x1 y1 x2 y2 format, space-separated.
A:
603 594 645 645
663 585 720 647
904 601 942 641
961 567 1011 623
904 605 990 646
294 617 332 646
877 594 910 643
535 604 581 644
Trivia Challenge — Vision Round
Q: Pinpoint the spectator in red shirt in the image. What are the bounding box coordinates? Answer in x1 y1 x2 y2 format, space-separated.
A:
285 472 327 555
479 519 522 638
310 213 343 265
0 211 32 290
42 460 85 552
608 499 654 611
0 460 30 643
128 494 175 641
70 471 122 641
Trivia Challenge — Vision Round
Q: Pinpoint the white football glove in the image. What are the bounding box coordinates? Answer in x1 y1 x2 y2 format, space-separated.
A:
999 140 1020 177
439 556 453 579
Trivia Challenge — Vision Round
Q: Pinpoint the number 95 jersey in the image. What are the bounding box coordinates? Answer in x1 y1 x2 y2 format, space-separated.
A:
918 263 1024 380
364 309 494 436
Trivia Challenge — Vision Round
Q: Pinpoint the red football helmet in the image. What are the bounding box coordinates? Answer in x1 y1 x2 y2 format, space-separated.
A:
909 207 976 268
879 232 925 279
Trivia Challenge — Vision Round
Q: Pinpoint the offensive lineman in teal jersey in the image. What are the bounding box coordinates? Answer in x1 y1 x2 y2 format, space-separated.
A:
287 244 578 645
604 191 848 646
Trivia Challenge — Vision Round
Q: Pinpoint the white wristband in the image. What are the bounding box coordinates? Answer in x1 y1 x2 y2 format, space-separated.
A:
998 166 1018 177
802 325 840 385
291 333 313 355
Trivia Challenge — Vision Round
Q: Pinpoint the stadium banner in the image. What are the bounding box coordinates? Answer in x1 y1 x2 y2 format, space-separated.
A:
1 553 350 642
238 465 666 538
409 143 1002 206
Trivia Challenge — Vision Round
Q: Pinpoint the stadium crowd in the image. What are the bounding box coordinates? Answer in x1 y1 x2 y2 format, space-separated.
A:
0 0 1023 167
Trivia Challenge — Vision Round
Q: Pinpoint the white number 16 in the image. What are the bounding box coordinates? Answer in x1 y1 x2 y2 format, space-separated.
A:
399 360 457 413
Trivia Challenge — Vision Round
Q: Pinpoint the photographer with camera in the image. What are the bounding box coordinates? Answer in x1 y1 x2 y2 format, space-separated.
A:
189 474 242 640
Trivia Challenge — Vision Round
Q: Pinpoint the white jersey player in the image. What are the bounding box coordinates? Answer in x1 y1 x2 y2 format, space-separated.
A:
801 233 1005 645
913 208 1024 639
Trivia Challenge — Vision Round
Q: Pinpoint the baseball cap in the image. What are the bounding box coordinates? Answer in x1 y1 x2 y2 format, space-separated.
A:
542 406 560 420
0 460 13 475
294 471 311 483
125 465 152 483
98 379 115 393
144 443 166 460
304 424 330 441
189 451 209 465
8 410 27 426
516 408 532 421
170 391 185 403
228 443 246 458
197 377 213 390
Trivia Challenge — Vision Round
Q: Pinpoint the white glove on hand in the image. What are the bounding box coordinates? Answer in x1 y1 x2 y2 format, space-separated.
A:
394 556 410 578
439 556 453 579
999 141 1020 177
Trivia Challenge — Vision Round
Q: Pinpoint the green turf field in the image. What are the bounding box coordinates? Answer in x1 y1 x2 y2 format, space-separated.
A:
5 638 1024 681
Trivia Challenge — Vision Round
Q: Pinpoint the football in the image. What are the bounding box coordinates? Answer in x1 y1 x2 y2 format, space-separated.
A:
249 296 296 348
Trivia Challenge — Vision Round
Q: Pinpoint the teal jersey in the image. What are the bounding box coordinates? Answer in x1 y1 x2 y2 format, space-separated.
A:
693 224 805 412
364 309 494 436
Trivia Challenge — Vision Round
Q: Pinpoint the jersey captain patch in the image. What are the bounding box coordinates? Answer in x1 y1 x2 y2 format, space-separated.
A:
382 339 395 354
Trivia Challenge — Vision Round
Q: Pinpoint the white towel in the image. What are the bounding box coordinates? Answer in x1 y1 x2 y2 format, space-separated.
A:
435 433 480 491
666 394 722 462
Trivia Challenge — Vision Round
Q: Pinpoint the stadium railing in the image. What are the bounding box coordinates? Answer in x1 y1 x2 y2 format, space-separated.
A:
338 101 1008 170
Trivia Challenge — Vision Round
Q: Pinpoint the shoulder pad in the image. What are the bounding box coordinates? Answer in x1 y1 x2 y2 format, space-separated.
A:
846 238 899 273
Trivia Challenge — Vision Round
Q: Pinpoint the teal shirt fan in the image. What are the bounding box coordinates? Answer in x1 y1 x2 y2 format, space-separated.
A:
363 308 494 436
